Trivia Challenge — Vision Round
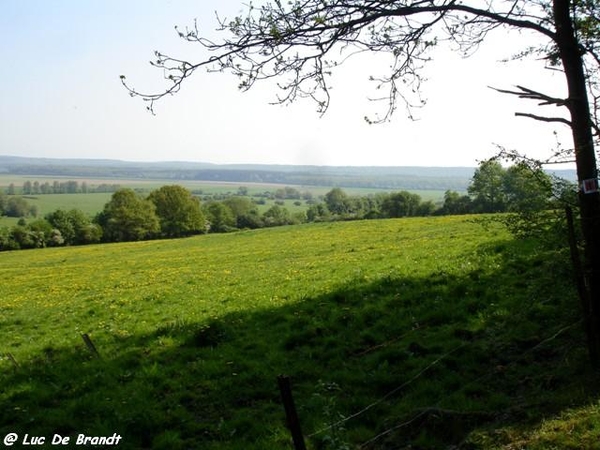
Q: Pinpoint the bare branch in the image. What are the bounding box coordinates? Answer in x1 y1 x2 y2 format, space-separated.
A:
494 142 576 167
489 85 569 106
514 112 572 126
123 0 556 121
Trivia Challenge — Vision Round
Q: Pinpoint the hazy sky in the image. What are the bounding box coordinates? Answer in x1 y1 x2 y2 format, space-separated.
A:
0 0 575 167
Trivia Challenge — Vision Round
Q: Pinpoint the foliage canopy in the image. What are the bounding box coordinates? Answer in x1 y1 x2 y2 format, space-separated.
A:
147 185 206 237
97 188 160 242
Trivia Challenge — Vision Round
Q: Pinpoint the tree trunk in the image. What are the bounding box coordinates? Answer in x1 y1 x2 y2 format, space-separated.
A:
554 0 600 367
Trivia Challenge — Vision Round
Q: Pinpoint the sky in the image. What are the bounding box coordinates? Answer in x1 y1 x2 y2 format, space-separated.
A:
0 0 576 168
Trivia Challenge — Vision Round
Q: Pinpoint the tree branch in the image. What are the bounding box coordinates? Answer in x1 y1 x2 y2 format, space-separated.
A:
514 112 572 126
489 85 570 107
123 0 557 120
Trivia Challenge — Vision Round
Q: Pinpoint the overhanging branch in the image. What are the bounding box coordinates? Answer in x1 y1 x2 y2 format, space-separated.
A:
489 85 569 107
514 112 572 126
123 0 557 119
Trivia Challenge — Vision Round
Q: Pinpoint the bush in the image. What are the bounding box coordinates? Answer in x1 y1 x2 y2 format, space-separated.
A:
5 197 36 218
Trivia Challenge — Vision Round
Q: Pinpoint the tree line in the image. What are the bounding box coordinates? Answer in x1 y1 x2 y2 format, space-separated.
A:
4 180 122 195
0 161 572 251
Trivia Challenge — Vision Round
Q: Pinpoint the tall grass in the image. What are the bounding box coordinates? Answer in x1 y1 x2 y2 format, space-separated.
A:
0 216 596 449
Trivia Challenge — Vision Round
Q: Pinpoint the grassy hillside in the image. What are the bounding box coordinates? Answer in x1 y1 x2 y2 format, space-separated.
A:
0 216 597 449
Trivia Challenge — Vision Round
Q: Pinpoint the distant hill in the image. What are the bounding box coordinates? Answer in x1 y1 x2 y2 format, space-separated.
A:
0 155 577 191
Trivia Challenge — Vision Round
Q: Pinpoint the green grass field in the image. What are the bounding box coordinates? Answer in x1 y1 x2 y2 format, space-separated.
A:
0 216 21 227
1 175 448 222
0 174 451 198
0 216 596 449
0 192 443 233
25 193 114 216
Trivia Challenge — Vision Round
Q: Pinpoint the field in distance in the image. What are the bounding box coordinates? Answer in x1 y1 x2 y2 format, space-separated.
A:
0 174 448 226
0 215 596 449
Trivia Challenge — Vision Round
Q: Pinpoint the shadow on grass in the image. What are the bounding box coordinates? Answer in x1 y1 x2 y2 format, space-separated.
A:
0 238 596 449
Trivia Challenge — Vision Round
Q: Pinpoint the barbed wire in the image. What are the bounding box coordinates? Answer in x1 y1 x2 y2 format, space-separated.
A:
305 317 581 447
358 319 582 448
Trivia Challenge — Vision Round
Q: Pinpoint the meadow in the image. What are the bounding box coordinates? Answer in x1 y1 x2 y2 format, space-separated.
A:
0 216 597 449
0 174 448 220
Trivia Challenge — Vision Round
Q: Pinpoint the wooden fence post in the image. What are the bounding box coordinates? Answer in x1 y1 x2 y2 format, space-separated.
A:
277 375 307 450
81 333 101 358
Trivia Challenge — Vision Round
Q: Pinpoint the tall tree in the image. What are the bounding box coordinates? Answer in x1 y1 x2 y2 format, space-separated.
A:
442 190 473 215
468 160 507 213
5 197 34 218
503 162 553 212
97 189 160 242
204 201 236 232
148 185 206 237
123 0 600 363
324 187 350 215
381 191 422 217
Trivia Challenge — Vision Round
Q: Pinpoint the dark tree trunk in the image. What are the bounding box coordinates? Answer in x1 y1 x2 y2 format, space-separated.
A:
554 0 600 366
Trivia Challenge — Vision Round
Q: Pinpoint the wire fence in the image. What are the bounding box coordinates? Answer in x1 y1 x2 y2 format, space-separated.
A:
301 318 582 448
